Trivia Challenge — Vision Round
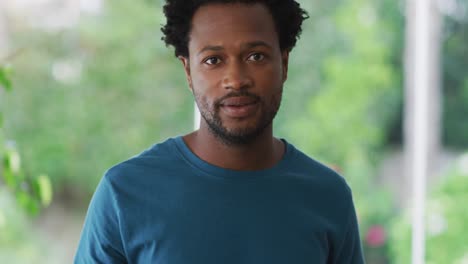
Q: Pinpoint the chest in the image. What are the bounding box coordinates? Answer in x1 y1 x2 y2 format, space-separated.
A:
120 183 331 264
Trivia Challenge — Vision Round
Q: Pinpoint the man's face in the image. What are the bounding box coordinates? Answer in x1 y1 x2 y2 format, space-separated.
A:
181 3 289 145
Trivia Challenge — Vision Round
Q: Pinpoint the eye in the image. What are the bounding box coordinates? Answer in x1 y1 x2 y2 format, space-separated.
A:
247 53 265 62
204 57 221 65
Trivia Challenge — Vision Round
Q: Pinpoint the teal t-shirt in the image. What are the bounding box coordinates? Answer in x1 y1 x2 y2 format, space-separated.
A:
75 137 364 263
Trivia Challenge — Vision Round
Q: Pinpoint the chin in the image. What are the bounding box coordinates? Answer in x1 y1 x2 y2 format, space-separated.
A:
206 122 263 146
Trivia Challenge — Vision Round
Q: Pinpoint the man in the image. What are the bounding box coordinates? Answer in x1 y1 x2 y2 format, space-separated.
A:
75 0 365 263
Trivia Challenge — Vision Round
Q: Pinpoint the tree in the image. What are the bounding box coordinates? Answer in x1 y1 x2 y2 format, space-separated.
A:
0 63 54 263
3 0 193 196
1 64 52 215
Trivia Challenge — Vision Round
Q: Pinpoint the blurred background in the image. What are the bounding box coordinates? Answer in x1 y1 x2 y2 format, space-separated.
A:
0 0 467 263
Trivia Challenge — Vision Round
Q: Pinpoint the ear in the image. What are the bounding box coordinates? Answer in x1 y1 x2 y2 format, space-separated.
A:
178 56 193 91
281 51 289 82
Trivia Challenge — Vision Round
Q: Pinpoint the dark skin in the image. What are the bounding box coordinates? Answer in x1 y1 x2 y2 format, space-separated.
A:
179 3 289 171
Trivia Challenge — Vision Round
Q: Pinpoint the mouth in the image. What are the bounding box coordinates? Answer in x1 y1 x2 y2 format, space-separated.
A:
220 96 259 107
219 96 259 118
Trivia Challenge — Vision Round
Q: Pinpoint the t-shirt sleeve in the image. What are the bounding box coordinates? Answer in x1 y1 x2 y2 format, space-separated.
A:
332 194 366 264
74 174 127 264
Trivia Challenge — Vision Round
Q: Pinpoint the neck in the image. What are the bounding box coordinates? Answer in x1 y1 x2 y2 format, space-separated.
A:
183 123 284 171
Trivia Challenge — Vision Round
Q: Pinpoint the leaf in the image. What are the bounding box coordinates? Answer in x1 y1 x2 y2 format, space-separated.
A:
4 148 21 174
2 168 17 190
16 191 40 216
35 174 53 206
0 66 12 92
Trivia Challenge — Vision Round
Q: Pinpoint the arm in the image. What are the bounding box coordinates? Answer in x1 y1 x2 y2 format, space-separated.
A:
331 196 365 264
74 174 127 264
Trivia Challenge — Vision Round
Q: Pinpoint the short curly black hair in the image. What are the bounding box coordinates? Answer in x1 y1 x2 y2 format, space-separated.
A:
161 0 309 58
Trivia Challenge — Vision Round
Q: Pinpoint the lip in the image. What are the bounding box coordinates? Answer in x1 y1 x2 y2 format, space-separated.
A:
220 96 258 107
219 96 259 118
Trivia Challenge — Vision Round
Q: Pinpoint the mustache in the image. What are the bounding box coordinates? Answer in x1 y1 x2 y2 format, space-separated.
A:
215 91 261 107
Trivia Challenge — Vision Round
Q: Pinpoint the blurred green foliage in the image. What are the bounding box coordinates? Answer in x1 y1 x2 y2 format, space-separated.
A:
1 65 52 216
390 156 468 263
4 0 192 194
0 190 52 263
0 65 12 92
388 8 468 262
443 15 468 148
1 65 54 262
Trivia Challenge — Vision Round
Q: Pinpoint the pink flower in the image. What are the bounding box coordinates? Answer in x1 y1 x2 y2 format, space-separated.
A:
365 225 386 247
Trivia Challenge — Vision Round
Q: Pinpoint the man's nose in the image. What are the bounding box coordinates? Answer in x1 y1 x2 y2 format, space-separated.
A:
222 61 253 90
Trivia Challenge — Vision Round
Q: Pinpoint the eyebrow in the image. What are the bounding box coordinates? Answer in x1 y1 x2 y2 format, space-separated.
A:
242 41 273 50
197 45 224 55
197 41 273 55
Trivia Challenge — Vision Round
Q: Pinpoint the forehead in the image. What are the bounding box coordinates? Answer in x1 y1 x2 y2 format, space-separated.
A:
188 3 279 53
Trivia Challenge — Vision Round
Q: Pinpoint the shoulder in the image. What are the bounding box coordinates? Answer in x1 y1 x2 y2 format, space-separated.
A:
103 137 181 186
284 143 362 248
284 141 352 199
278 141 353 220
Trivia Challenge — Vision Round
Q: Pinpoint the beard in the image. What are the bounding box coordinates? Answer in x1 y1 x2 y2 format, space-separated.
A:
193 89 282 146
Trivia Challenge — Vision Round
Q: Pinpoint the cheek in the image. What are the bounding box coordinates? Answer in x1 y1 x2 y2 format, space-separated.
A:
192 84 215 111
193 73 225 106
260 63 283 84
271 88 283 104
259 69 284 96
191 70 218 93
